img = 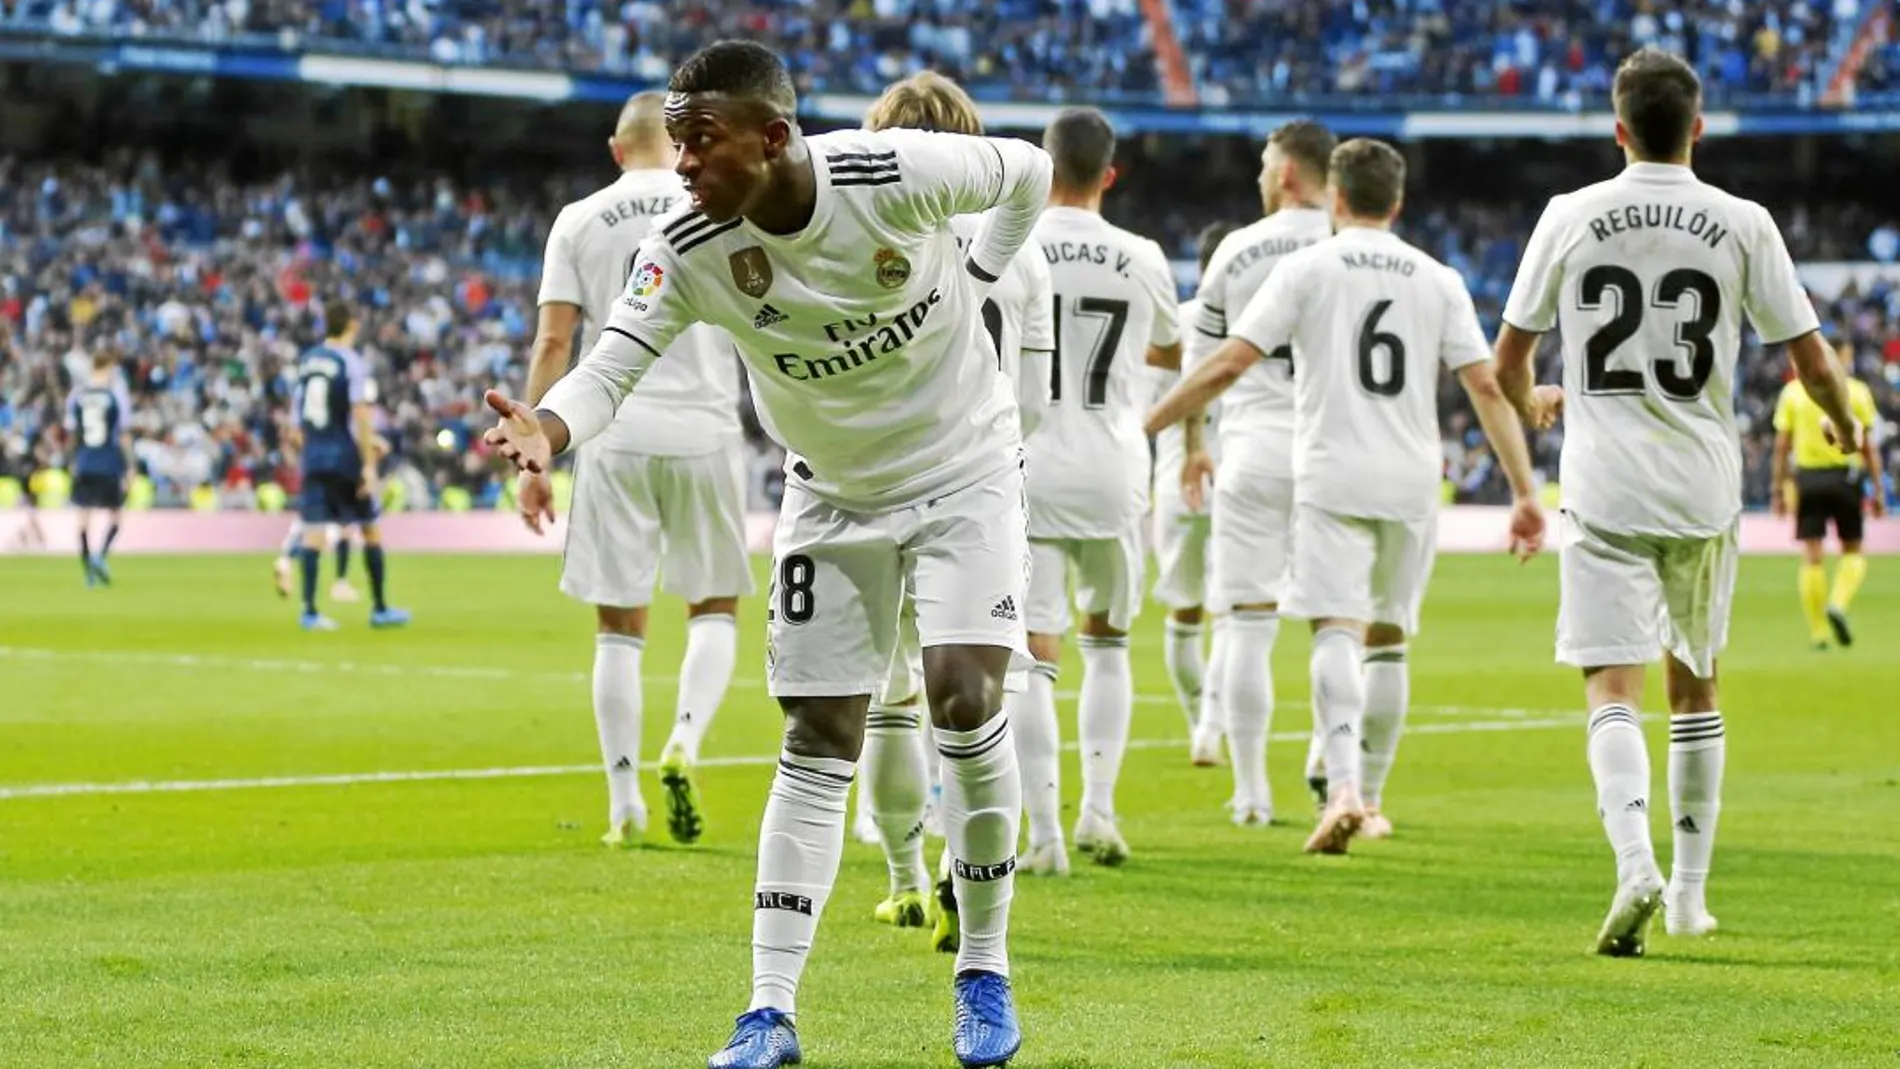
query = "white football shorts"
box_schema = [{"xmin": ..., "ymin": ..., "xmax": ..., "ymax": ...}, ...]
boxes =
[
  {"xmin": 1025, "ymin": 527, "xmax": 1145, "ymax": 636},
  {"xmin": 1281, "ymin": 502, "xmax": 1438, "ymax": 635},
  {"xmin": 560, "ymin": 443, "xmax": 756, "ymax": 608},
  {"xmin": 1151, "ymin": 484, "xmax": 1214, "ymax": 612},
  {"xmin": 1209, "ymin": 459, "xmax": 1294, "ymax": 610},
  {"xmin": 1555, "ymin": 511, "xmax": 1738, "ymax": 679},
  {"xmin": 766, "ymin": 464, "xmax": 1031, "ymax": 698}
]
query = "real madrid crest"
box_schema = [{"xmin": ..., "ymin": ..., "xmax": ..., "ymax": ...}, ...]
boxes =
[
  {"xmin": 874, "ymin": 247, "xmax": 911, "ymax": 290},
  {"xmin": 730, "ymin": 246, "xmax": 773, "ymax": 299}
]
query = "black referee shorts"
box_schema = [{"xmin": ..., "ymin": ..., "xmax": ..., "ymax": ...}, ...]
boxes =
[{"xmin": 1794, "ymin": 467, "xmax": 1865, "ymax": 544}]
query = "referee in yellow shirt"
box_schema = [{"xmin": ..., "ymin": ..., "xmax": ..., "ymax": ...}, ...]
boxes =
[{"xmin": 1771, "ymin": 340, "xmax": 1886, "ymax": 648}]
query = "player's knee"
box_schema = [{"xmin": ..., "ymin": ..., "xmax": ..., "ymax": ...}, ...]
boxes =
[
  {"xmin": 780, "ymin": 696, "xmax": 867, "ymax": 761},
  {"xmin": 1078, "ymin": 614, "xmax": 1125, "ymax": 639},
  {"xmin": 359, "ymin": 526, "xmax": 382, "ymax": 546},
  {"xmin": 1366, "ymin": 622, "xmax": 1407, "ymax": 649},
  {"xmin": 1171, "ymin": 606, "xmax": 1204, "ymax": 626},
  {"xmin": 1801, "ymin": 540, "xmax": 1825, "ymax": 565},
  {"xmin": 595, "ymin": 605, "xmax": 646, "ymax": 638},
  {"xmin": 1583, "ymin": 664, "xmax": 1646, "ymax": 708},
  {"xmin": 927, "ymin": 671, "xmax": 1002, "ymax": 732},
  {"xmin": 1026, "ymin": 632, "xmax": 1062, "ymax": 664},
  {"xmin": 688, "ymin": 596, "xmax": 739, "ymax": 618},
  {"xmin": 1664, "ymin": 660, "xmax": 1718, "ymax": 715}
]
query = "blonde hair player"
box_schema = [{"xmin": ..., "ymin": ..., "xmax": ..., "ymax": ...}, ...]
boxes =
[{"xmin": 854, "ymin": 71, "xmax": 1056, "ymax": 942}]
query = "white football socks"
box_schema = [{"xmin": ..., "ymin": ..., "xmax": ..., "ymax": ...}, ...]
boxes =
[
  {"xmin": 1007, "ymin": 660, "xmax": 1063, "ymax": 848},
  {"xmin": 1360, "ymin": 645, "xmax": 1410, "ymax": 808},
  {"xmin": 1668, "ymin": 711, "xmax": 1725, "ymax": 900},
  {"xmin": 938, "ymin": 715, "xmax": 1021, "ymax": 977},
  {"xmin": 1200, "ymin": 616, "xmax": 1230, "ymax": 738},
  {"xmin": 1223, "ymin": 610, "xmax": 1280, "ymax": 809},
  {"xmin": 1310, "ymin": 627, "xmax": 1366, "ymax": 798},
  {"xmin": 1076, "ymin": 634, "xmax": 1132, "ymax": 819},
  {"xmin": 592, "ymin": 633, "xmax": 644, "ymax": 825},
  {"xmin": 863, "ymin": 702, "xmax": 930, "ymax": 894},
  {"xmin": 750, "ymin": 751, "xmax": 855, "ymax": 1014},
  {"xmin": 665, "ymin": 612, "xmax": 737, "ymax": 763},
  {"xmin": 1163, "ymin": 617, "xmax": 1206, "ymax": 733},
  {"xmin": 1586, "ymin": 703, "xmax": 1657, "ymax": 883}
]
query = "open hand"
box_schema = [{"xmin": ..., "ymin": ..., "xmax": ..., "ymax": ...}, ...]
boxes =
[{"xmin": 483, "ymin": 390, "xmax": 553, "ymax": 475}]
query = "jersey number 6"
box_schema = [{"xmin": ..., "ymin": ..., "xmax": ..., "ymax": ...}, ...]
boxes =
[{"xmin": 1357, "ymin": 299, "xmax": 1405, "ymax": 397}]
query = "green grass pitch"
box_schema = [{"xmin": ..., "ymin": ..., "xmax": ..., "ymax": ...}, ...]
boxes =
[{"xmin": 1, "ymin": 552, "xmax": 1897, "ymax": 1067}]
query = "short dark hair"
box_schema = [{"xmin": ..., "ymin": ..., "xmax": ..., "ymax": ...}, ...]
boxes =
[
  {"xmin": 1268, "ymin": 120, "xmax": 1336, "ymax": 184},
  {"xmin": 322, "ymin": 299, "xmax": 354, "ymax": 338},
  {"xmin": 1043, "ymin": 107, "xmax": 1116, "ymax": 190},
  {"xmin": 1330, "ymin": 138, "xmax": 1407, "ymax": 218},
  {"xmin": 670, "ymin": 40, "xmax": 797, "ymax": 115},
  {"xmin": 1195, "ymin": 221, "xmax": 1239, "ymax": 277},
  {"xmin": 1614, "ymin": 48, "xmax": 1701, "ymax": 160}
]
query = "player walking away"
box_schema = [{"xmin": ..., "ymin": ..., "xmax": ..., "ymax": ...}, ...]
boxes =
[
  {"xmin": 482, "ymin": 42, "xmax": 1049, "ymax": 1069},
  {"xmin": 1151, "ymin": 138, "xmax": 1545, "ymax": 856},
  {"xmin": 1153, "ymin": 219, "xmax": 1238, "ymax": 768},
  {"xmin": 1162, "ymin": 121, "xmax": 1337, "ymax": 826},
  {"xmin": 274, "ymin": 521, "xmax": 363, "ymax": 604},
  {"xmin": 1771, "ymin": 338, "xmax": 1884, "ymax": 649},
  {"xmin": 1492, "ymin": 49, "xmax": 1864, "ymax": 956},
  {"xmin": 1023, "ymin": 107, "xmax": 1181, "ymax": 871},
  {"xmin": 290, "ymin": 300, "xmax": 409, "ymax": 632},
  {"xmin": 518, "ymin": 91, "xmax": 755, "ymax": 850},
  {"xmin": 853, "ymin": 72, "xmax": 1056, "ymax": 931},
  {"xmin": 64, "ymin": 350, "xmax": 132, "ymax": 587}
]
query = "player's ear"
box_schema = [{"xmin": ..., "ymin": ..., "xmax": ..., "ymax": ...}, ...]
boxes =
[
  {"xmin": 609, "ymin": 138, "xmax": 624, "ymax": 169},
  {"xmin": 1100, "ymin": 165, "xmax": 1118, "ymax": 193},
  {"xmin": 1690, "ymin": 114, "xmax": 1705, "ymax": 145},
  {"xmin": 1387, "ymin": 194, "xmax": 1404, "ymax": 224},
  {"xmin": 1612, "ymin": 120, "xmax": 1629, "ymax": 151},
  {"xmin": 761, "ymin": 116, "xmax": 795, "ymax": 160}
]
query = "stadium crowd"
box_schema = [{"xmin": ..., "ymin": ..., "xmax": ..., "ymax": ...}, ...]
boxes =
[
  {"xmin": 1, "ymin": 0, "xmax": 1885, "ymax": 105},
  {"xmin": 2, "ymin": 150, "xmax": 1896, "ymax": 513}
]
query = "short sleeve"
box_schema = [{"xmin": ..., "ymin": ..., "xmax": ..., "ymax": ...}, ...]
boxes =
[
  {"xmin": 1143, "ymin": 242, "xmax": 1181, "ymax": 348},
  {"xmin": 599, "ymin": 236, "xmax": 695, "ymax": 360},
  {"xmin": 537, "ymin": 205, "xmax": 586, "ymax": 308},
  {"xmin": 1743, "ymin": 204, "xmax": 1821, "ymax": 345},
  {"xmin": 1229, "ymin": 252, "xmax": 1305, "ymax": 357},
  {"xmin": 1018, "ymin": 249, "xmax": 1055, "ymax": 353},
  {"xmin": 1439, "ymin": 268, "xmax": 1492, "ymax": 371},
  {"xmin": 1772, "ymin": 384, "xmax": 1797, "ymax": 432},
  {"xmin": 1501, "ymin": 196, "xmax": 1570, "ymax": 333},
  {"xmin": 1192, "ymin": 238, "xmax": 1233, "ymax": 339},
  {"xmin": 1851, "ymin": 382, "xmax": 1878, "ymax": 428}
]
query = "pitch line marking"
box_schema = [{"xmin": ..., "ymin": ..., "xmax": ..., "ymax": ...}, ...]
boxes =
[
  {"xmin": 0, "ymin": 716, "xmax": 1583, "ymax": 800},
  {"xmin": 0, "ymin": 646, "xmax": 1570, "ymax": 718}
]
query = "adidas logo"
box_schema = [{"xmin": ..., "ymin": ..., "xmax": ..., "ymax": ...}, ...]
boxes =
[
  {"xmin": 612, "ymin": 756, "xmax": 634, "ymax": 770},
  {"xmin": 1676, "ymin": 815, "xmax": 1699, "ymax": 833},
  {"xmin": 991, "ymin": 595, "xmax": 1017, "ymax": 620},
  {"xmin": 753, "ymin": 303, "xmax": 788, "ymax": 330},
  {"xmin": 1624, "ymin": 798, "xmax": 1648, "ymax": 812}
]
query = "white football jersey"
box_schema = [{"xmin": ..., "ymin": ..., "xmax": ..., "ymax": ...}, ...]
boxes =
[
  {"xmin": 1155, "ymin": 296, "xmax": 1219, "ymax": 499},
  {"xmin": 1193, "ymin": 207, "xmax": 1332, "ymax": 469},
  {"xmin": 1503, "ymin": 162, "xmax": 1819, "ymax": 537},
  {"xmin": 950, "ymin": 212, "xmax": 1055, "ymax": 433},
  {"xmin": 1234, "ymin": 226, "xmax": 1489, "ymax": 521},
  {"xmin": 538, "ymin": 169, "xmax": 742, "ymax": 456},
  {"xmin": 540, "ymin": 129, "xmax": 1054, "ymax": 512},
  {"xmin": 1026, "ymin": 206, "xmax": 1181, "ymax": 538}
]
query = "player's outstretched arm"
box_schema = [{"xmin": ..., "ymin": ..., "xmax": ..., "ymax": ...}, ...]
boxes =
[
  {"xmin": 1457, "ymin": 361, "xmax": 1545, "ymax": 561},
  {"xmin": 1787, "ymin": 331, "xmax": 1864, "ymax": 454},
  {"xmin": 1145, "ymin": 337, "xmax": 1261, "ymax": 438},
  {"xmin": 963, "ymin": 139, "xmax": 1054, "ymax": 285}
]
